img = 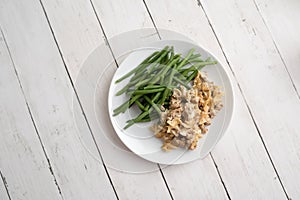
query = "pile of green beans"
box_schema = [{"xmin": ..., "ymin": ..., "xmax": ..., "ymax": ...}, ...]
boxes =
[{"xmin": 113, "ymin": 46, "xmax": 217, "ymax": 129}]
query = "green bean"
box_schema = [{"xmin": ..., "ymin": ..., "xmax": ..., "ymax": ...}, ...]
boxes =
[
  {"xmin": 152, "ymin": 92, "xmax": 162, "ymax": 103},
  {"xmin": 144, "ymin": 96, "xmax": 161, "ymax": 114},
  {"xmin": 168, "ymin": 65, "xmax": 177, "ymax": 84},
  {"xmin": 143, "ymin": 85, "xmax": 165, "ymax": 90},
  {"xmin": 136, "ymin": 72, "xmax": 156, "ymax": 84},
  {"xmin": 161, "ymin": 53, "xmax": 169, "ymax": 64},
  {"xmin": 115, "ymin": 51, "xmax": 160, "ymax": 83},
  {"xmin": 126, "ymin": 90, "xmax": 135, "ymax": 96},
  {"xmin": 187, "ymin": 70, "xmax": 198, "ymax": 82},
  {"xmin": 133, "ymin": 88, "xmax": 165, "ymax": 95},
  {"xmin": 195, "ymin": 61, "xmax": 217, "ymax": 70},
  {"xmin": 147, "ymin": 48, "xmax": 170, "ymax": 69},
  {"xmin": 135, "ymin": 99, "xmax": 147, "ymax": 111},
  {"xmin": 130, "ymin": 68, "xmax": 147, "ymax": 82},
  {"xmin": 129, "ymin": 95, "xmax": 143, "ymax": 106},
  {"xmin": 174, "ymin": 77, "xmax": 191, "ymax": 89},
  {"xmin": 176, "ymin": 48, "xmax": 195, "ymax": 70},
  {"xmin": 118, "ymin": 46, "xmax": 170, "ymax": 84},
  {"xmin": 126, "ymin": 117, "xmax": 152, "ymax": 125},
  {"xmin": 149, "ymin": 63, "xmax": 165, "ymax": 75},
  {"xmin": 115, "ymin": 85, "xmax": 130, "ymax": 96},
  {"xmin": 189, "ymin": 53, "xmax": 201, "ymax": 60},
  {"xmin": 116, "ymin": 72, "xmax": 148, "ymax": 96},
  {"xmin": 113, "ymin": 94, "xmax": 142, "ymax": 115},
  {"xmin": 131, "ymin": 53, "xmax": 165, "ymax": 80},
  {"xmin": 128, "ymin": 50, "xmax": 169, "ymax": 83},
  {"xmin": 143, "ymin": 92, "xmax": 162, "ymax": 111},
  {"xmin": 171, "ymin": 50, "xmax": 196, "ymax": 74},
  {"xmin": 150, "ymin": 56, "xmax": 181, "ymax": 84},
  {"xmin": 159, "ymin": 88, "xmax": 170, "ymax": 105},
  {"xmin": 169, "ymin": 46, "xmax": 174, "ymax": 61},
  {"xmin": 134, "ymin": 77, "xmax": 153, "ymax": 88},
  {"xmin": 182, "ymin": 61, "xmax": 217, "ymax": 76},
  {"xmin": 124, "ymin": 108, "xmax": 153, "ymax": 129},
  {"xmin": 124, "ymin": 121, "xmax": 135, "ymax": 129},
  {"xmin": 161, "ymin": 64, "xmax": 178, "ymax": 104},
  {"xmin": 138, "ymin": 118, "xmax": 151, "ymax": 123},
  {"xmin": 113, "ymin": 100, "xmax": 130, "ymax": 116},
  {"xmin": 141, "ymin": 48, "xmax": 168, "ymax": 66},
  {"xmin": 188, "ymin": 58, "xmax": 204, "ymax": 63}
]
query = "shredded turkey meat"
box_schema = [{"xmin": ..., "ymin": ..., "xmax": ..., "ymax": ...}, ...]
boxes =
[{"xmin": 152, "ymin": 71, "xmax": 223, "ymax": 151}]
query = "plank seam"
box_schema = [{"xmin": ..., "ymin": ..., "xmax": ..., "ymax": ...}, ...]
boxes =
[
  {"xmin": 142, "ymin": 0, "xmax": 161, "ymax": 39},
  {"xmin": 37, "ymin": 1, "xmax": 119, "ymax": 199},
  {"xmin": 89, "ymin": 0, "xmax": 119, "ymax": 68},
  {"xmin": 252, "ymin": 0, "xmax": 300, "ymax": 100},
  {"xmin": 142, "ymin": 0, "xmax": 231, "ymax": 198},
  {"xmin": 88, "ymin": 1, "xmax": 174, "ymax": 199},
  {"xmin": 141, "ymin": 2, "xmax": 183, "ymax": 198},
  {"xmin": 158, "ymin": 165, "xmax": 174, "ymax": 200},
  {"xmin": 196, "ymin": 1, "xmax": 290, "ymax": 199},
  {"xmin": 0, "ymin": 28, "xmax": 64, "ymax": 200},
  {"xmin": 210, "ymin": 154, "xmax": 231, "ymax": 200},
  {"xmin": 0, "ymin": 170, "xmax": 11, "ymax": 200},
  {"xmin": 242, "ymin": 93, "xmax": 290, "ymax": 199},
  {"xmin": 142, "ymin": 1, "xmax": 230, "ymax": 198}
]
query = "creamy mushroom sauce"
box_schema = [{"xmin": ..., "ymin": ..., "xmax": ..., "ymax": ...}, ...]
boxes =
[{"xmin": 152, "ymin": 72, "xmax": 223, "ymax": 151}]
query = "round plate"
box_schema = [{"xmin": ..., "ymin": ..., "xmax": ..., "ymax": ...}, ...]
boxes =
[{"xmin": 108, "ymin": 40, "xmax": 234, "ymax": 165}]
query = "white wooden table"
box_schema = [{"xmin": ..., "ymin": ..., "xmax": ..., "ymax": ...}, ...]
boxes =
[{"xmin": 0, "ymin": 0, "xmax": 299, "ymax": 199}]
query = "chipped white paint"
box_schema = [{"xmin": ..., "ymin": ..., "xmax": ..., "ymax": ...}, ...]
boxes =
[
  {"xmin": 0, "ymin": 0, "xmax": 299, "ymax": 199},
  {"xmin": 161, "ymin": 157, "xmax": 228, "ymax": 199},
  {"xmin": 91, "ymin": 0, "xmax": 154, "ymax": 37},
  {"xmin": 91, "ymin": 0, "xmax": 230, "ymax": 199},
  {"xmin": 38, "ymin": 0, "xmax": 171, "ymax": 199},
  {"xmin": 145, "ymin": 0, "xmax": 287, "ymax": 199},
  {"xmin": 0, "ymin": 0, "xmax": 116, "ymax": 199},
  {"xmin": 0, "ymin": 31, "xmax": 62, "ymax": 200},
  {"xmin": 254, "ymin": 0, "xmax": 300, "ymax": 94},
  {"xmin": 201, "ymin": 0, "xmax": 300, "ymax": 198}
]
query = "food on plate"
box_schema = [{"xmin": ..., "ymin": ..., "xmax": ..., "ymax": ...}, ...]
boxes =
[
  {"xmin": 113, "ymin": 45, "xmax": 223, "ymax": 151},
  {"xmin": 151, "ymin": 72, "xmax": 223, "ymax": 151},
  {"xmin": 113, "ymin": 46, "xmax": 217, "ymax": 126}
]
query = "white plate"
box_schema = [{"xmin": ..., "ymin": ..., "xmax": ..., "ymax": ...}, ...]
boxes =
[{"xmin": 108, "ymin": 40, "xmax": 234, "ymax": 165}]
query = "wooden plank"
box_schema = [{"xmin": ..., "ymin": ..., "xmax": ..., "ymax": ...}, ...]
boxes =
[
  {"xmin": 91, "ymin": 0, "xmax": 154, "ymax": 37},
  {"xmin": 91, "ymin": 0, "xmax": 228, "ymax": 199},
  {"xmin": 42, "ymin": 0, "xmax": 103, "ymax": 80},
  {"xmin": 0, "ymin": 171, "xmax": 10, "ymax": 200},
  {"xmin": 0, "ymin": 1, "xmax": 117, "ymax": 199},
  {"xmin": 0, "ymin": 31, "xmax": 61, "ymax": 200},
  {"xmin": 199, "ymin": 0, "xmax": 300, "ymax": 198},
  {"xmin": 38, "ymin": 0, "xmax": 171, "ymax": 199},
  {"xmin": 160, "ymin": 157, "xmax": 228, "ymax": 199},
  {"xmin": 254, "ymin": 0, "xmax": 300, "ymax": 96},
  {"xmin": 144, "ymin": 0, "xmax": 287, "ymax": 199}
]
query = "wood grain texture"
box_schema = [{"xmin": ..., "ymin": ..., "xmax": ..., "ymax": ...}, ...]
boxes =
[
  {"xmin": 91, "ymin": 0, "xmax": 153, "ymax": 37},
  {"xmin": 145, "ymin": 0, "xmax": 287, "ymax": 199},
  {"xmin": 254, "ymin": 0, "xmax": 300, "ymax": 96},
  {"xmin": 0, "ymin": 171, "xmax": 10, "ymax": 200},
  {"xmin": 161, "ymin": 157, "xmax": 228, "ymax": 199},
  {"xmin": 201, "ymin": 0, "xmax": 300, "ymax": 198},
  {"xmin": 91, "ymin": 0, "xmax": 231, "ymax": 199},
  {"xmin": 0, "ymin": 0, "xmax": 298, "ymax": 199},
  {"xmin": 0, "ymin": 31, "xmax": 62, "ymax": 200},
  {"xmin": 39, "ymin": 0, "xmax": 171, "ymax": 199},
  {"xmin": 41, "ymin": 0, "xmax": 103, "ymax": 80},
  {"xmin": 0, "ymin": 0, "xmax": 116, "ymax": 199}
]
